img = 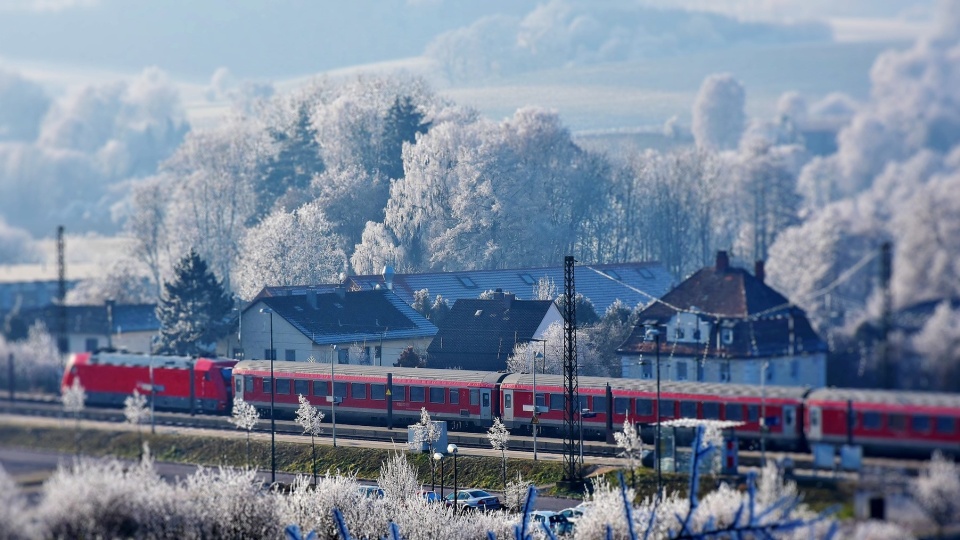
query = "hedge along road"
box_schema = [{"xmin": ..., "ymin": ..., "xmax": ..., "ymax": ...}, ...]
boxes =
[{"xmin": 0, "ymin": 413, "xmax": 610, "ymax": 511}]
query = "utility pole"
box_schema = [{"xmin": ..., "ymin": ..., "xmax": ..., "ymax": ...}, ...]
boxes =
[
  {"xmin": 879, "ymin": 242, "xmax": 892, "ymax": 389},
  {"xmin": 56, "ymin": 226, "xmax": 67, "ymax": 358},
  {"xmin": 560, "ymin": 256, "xmax": 582, "ymax": 491}
]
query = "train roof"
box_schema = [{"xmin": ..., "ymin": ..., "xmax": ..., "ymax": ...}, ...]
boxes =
[
  {"xmin": 234, "ymin": 360, "xmax": 507, "ymax": 385},
  {"xmin": 77, "ymin": 352, "xmax": 232, "ymax": 370},
  {"xmin": 807, "ymin": 387, "xmax": 960, "ymax": 409},
  {"xmin": 501, "ymin": 372, "xmax": 810, "ymax": 401}
]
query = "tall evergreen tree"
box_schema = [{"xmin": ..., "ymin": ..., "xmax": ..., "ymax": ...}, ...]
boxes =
[
  {"xmin": 379, "ymin": 95, "xmax": 430, "ymax": 180},
  {"xmin": 154, "ymin": 250, "xmax": 234, "ymax": 356}
]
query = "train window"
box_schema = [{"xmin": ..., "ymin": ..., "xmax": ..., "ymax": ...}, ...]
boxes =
[
  {"xmin": 593, "ymin": 396, "xmax": 607, "ymax": 413},
  {"xmin": 747, "ymin": 405, "xmax": 759, "ymax": 422},
  {"xmin": 277, "ymin": 379, "xmax": 291, "ymax": 394},
  {"xmin": 912, "ymin": 415, "xmax": 931, "ymax": 432},
  {"xmin": 504, "ymin": 394, "xmax": 512, "ymax": 409},
  {"xmin": 244, "ymin": 376, "xmax": 254, "ymax": 392},
  {"xmin": 889, "ymin": 414, "xmax": 906, "ymax": 431},
  {"xmin": 680, "ymin": 401, "xmax": 698, "ymax": 418},
  {"xmin": 536, "ymin": 393, "xmax": 547, "ymax": 408},
  {"xmin": 469, "ymin": 389, "xmax": 479, "ymax": 406},
  {"xmin": 449, "ymin": 389, "xmax": 459, "ymax": 404},
  {"xmin": 429, "ymin": 388, "xmax": 445, "ymax": 403},
  {"xmin": 294, "ymin": 380, "xmax": 309, "ymax": 396},
  {"xmin": 392, "ymin": 386, "xmax": 406, "ymax": 401},
  {"xmin": 863, "ymin": 412, "xmax": 881, "ymax": 430},
  {"xmin": 263, "ymin": 378, "xmax": 273, "ymax": 394},
  {"xmin": 235, "ymin": 378, "xmax": 242, "ymax": 394},
  {"xmin": 725, "ymin": 404, "xmax": 743, "ymax": 421},
  {"xmin": 935, "ymin": 416, "xmax": 956, "ymax": 434},
  {"xmin": 614, "ymin": 397, "xmax": 629, "ymax": 414},
  {"xmin": 351, "ymin": 384, "xmax": 366, "ymax": 400},
  {"xmin": 703, "ymin": 402, "xmax": 720, "ymax": 419},
  {"xmin": 410, "ymin": 386, "xmax": 425, "ymax": 402},
  {"xmin": 659, "ymin": 400, "xmax": 676, "ymax": 418},
  {"xmin": 313, "ymin": 380, "xmax": 328, "ymax": 396},
  {"xmin": 370, "ymin": 384, "xmax": 385, "ymax": 400},
  {"xmin": 333, "ymin": 382, "xmax": 347, "ymax": 398},
  {"xmin": 550, "ymin": 393, "xmax": 564, "ymax": 411},
  {"xmin": 636, "ymin": 399, "xmax": 653, "ymax": 416}
]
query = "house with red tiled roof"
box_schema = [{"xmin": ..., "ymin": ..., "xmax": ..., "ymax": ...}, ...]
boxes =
[
  {"xmin": 426, "ymin": 290, "xmax": 562, "ymax": 371},
  {"xmin": 617, "ymin": 252, "xmax": 828, "ymax": 388}
]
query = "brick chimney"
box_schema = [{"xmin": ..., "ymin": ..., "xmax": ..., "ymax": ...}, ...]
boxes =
[
  {"xmin": 754, "ymin": 260, "xmax": 765, "ymax": 283},
  {"xmin": 715, "ymin": 251, "xmax": 729, "ymax": 273}
]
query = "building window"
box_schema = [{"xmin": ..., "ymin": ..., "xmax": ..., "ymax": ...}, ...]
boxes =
[
  {"xmin": 641, "ymin": 362, "xmax": 652, "ymax": 379},
  {"xmin": 790, "ymin": 360, "xmax": 799, "ymax": 380},
  {"xmin": 85, "ymin": 338, "xmax": 98, "ymax": 352},
  {"xmin": 351, "ymin": 384, "xmax": 366, "ymax": 400},
  {"xmin": 276, "ymin": 379, "xmax": 290, "ymax": 394},
  {"xmin": 766, "ymin": 363, "xmax": 775, "ymax": 382},
  {"xmin": 720, "ymin": 363, "xmax": 730, "ymax": 382},
  {"xmin": 264, "ymin": 348, "xmax": 276, "ymax": 361},
  {"xmin": 294, "ymin": 380, "xmax": 309, "ymax": 396},
  {"xmin": 697, "ymin": 361, "xmax": 704, "ymax": 382},
  {"xmin": 721, "ymin": 328, "xmax": 734, "ymax": 345},
  {"xmin": 429, "ymin": 387, "xmax": 445, "ymax": 403},
  {"xmin": 338, "ymin": 348, "xmax": 349, "ymax": 364},
  {"xmin": 693, "ymin": 328, "xmax": 701, "ymax": 341},
  {"xmin": 518, "ymin": 273, "xmax": 535, "ymax": 285},
  {"xmin": 675, "ymin": 327, "xmax": 685, "ymax": 340},
  {"xmin": 449, "ymin": 389, "xmax": 459, "ymax": 404},
  {"xmin": 375, "ymin": 346, "xmax": 382, "ymax": 360},
  {"xmin": 676, "ymin": 362, "xmax": 688, "ymax": 381},
  {"xmin": 410, "ymin": 386, "xmax": 425, "ymax": 402},
  {"xmin": 285, "ymin": 349, "xmax": 296, "ymax": 361},
  {"xmin": 371, "ymin": 384, "xmax": 385, "ymax": 400},
  {"xmin": 457, "ymin": 275, "xmax": 477, "ymax": 288},
  {"xmin": 233, "ymin": 348, "xmax": 245, "ymax": 360}
]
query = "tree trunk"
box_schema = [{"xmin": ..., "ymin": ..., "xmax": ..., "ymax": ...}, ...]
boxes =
[
  {"xmin": 502, "ymin": 452, "xmax": 507, "ymax": 491},
  {"xmin": 246, "ymin": 431, "xmax": 251, "ymax": 469},
  {"xmin": 311, "ymin": 434, "xmax": 317, "ymax": 486}
]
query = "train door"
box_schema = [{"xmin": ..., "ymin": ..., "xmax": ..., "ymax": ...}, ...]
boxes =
[
  {"xmin": 808, "ymin": 406, "xmax": 822, "ymax": 439},
  {"xmin": 480, "ymin": 389, "xmax": 492, "ymax": 421},
  {"xmin": 502, "ymin": 390, "xmax": 514, "ymax": 422},
  {"xmin": 783, "ymin": 405, "xmax": 797, "ymax": 437}
]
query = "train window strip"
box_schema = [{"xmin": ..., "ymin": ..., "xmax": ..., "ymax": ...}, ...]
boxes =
[
  {"xmin": 747, "ymin": 405, "xmax": 759, "ymax": 422},
  {"xmin": 888, "ymin": 414, "xmax": 906, "ymax": 432},
  {"xmin": 470, "ymin": 389, "xmax": 480, "ymax": 406},
  {"xmin": 863, "ymin": 412, "xmax": 882, "ymax": 430},
  {"xmin": 370, "ymin": 384, "xmax": 385, "ymax": 400},
  {"xmin": 935, "ymin": 416, "xmax": 955, "ymax": 434},
  {"xmin": 680, "ymin": 401, "xmax": 697, "ymax": 418},
  {"xmin": 333, "ymin": 382, "xmax": 347, "ymax": 398},
  {"xmin": 536, "ymin": 393, "xmax": 547, "ymax": 408},
  {"xmin": 449, "ymin": 389, "xmax": 459, "ymax": 404},
  {"xmin": 725, "ymin": 404, "xmax": 743, "ymax": 421},
  {"xmin": 659, "ymin": 400, "xmax": 676, "ymax": 418},
  {"xmin": 703, "ymin": 402, "xmax": 721, "ymax": 420},
  {"xmin": 636, "ymin": 399, "xmax": 653, "ymax": 416},
  {"xmin": 294, "ymin": 380, "xmax": 309, "ymax": 397},
  {"xmin": 550, "ymin": 393, "xmax": 564, "ymax": 411},
  {"xmin": 614, "ymin": 397, "xmax": 629, "ymax": 415},
  {"xmin": 429, "ymin": 387, "xmax": 445, "ymax": 404},
  {"xmin": 313, "ymin": 380, "xmax": 327, "ymax": 396},
  {"xmin": 244, "ymin": 376, "xmax": 254, "ymax": 392},
  {"xmin": 410, "ymin": 386, "xmax": 425, "ymax": 402},
  {"xmin": 235, "ymin": 378, "xmax": 242, "ymax": 394},
  {"xmin": 393, "ymin": 385, "xmax": 406, "ymax": 401},
  {"xmin": 351, "ymin": 383, "xmax": 366, "ymax": 400},
  {"xmin": 263, "ymin": 378, "xmax": 273, "ymax": 394},
  {"xmin": 593, "ymin": 396, "xmax": 607, "ymax": 413},
  {"xmin": 276, "ymin": 379, "xmax": 291, "ymax": 395},
  {"xmin": 912, "ymin": 415, "xmax": 931, "ymax": 433}
]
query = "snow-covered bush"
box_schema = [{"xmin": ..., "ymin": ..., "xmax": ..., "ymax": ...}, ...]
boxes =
[{"xmin": 0, "ymin": 465, "xmax": 32, "ymax": 540}]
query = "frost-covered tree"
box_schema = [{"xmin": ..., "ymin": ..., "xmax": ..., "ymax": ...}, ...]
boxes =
[
  {"xmin": 692, "ymin": 73, "xmax": 746, "ymax": 151},
  {"xmin": 378, "ymin": 452, "xmax": 421, "ymax": 503},
  {"xmin": 911, "ymin": 450, "xmax": 960, "ymax": 536},
  {"xmin": 229, "ymin": 396, "xmax": 260, "ymax": 468},
  {"xmin": 614, "ymin": 416, "xmax": 643, "ymax": 489},
  {"xmin": 123, "ymin": 389, "xmax": 150, "ymax": 457},
  {"xmin": 154, "ymin": 249, "xmax": 234, "ymax": 356},
  {"xmin": 295, "ymin": 394, "xmax": 325, "ymax": 485},
  {"xmin": 582, "ymin": 299, "xmax": 637, "ymax": 378},
  {"xmin": 123, "ymin": 174, "xmax": 172, "ymax": 298},
  {"xmin": 911, "ymin": 300, "xmax": 960, "ymax": 392},
  {"xmin": 233, "ymin": 201, "xmax": 347, "ymax": 300},
  {"xmin": 503, "ymin": 472, "xmax": 533, "ymax": 513},
  {"xmin": 0, "ymin": 322, "xmax": 62, "ymax": 393},
  {"xmin": 487, "ymin": 417, "xmax": 510, "ymax": 490},
  {"xmin": 62, "ymin": 378, "xmax": 86, "ymax": 455},
  {"xmin": 0, "ymin": 464, "xmax": 31, "ymax": 539},
  {"xmin": 65, "ymin": 258, "xmax": 154, "ymax": 305},
  {"xmin": 409, "ymin": 407, "xmax": 441, "ymax": 456}
]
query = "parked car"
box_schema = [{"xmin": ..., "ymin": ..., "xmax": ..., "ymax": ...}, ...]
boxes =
[
  {"xmin": 530, "ymin": 510, "xmax": 574, "ymax": 535},
  {"xmin": 359, "ymin": 486, "xmax": 385, "ymax": 499},
  {"xmin": 420, "ymin": 490, "xmax": 442, "ymax": 503},
  {"xmin": 444, "ymin": 489, "xmax": 502, "ymax": 511},
  {"xmin": 558, "ymin": 506, "xmax": 584, "ymax": 525}
]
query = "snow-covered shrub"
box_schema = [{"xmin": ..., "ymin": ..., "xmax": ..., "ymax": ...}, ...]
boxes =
[{"xmin": 0, "ymin": 464, "xmax": 33, "ymax": 540}]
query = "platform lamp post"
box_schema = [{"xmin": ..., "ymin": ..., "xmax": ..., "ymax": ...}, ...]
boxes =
[
  {"xmin": 529, "ymin": 338, "xmax": 546, "ymax": 461},
  {"xmin": 447, "ymin": 443, "xmax": 459, "ymax": 515},
  {"xmin": 329, "ymin": 344, "xmax": 338, "ymax": 447},
  {"xmin": 433, "ymin": 452, "xmax": 445, "ymax": 499},
  {"xmin": 644, "ymin": 325, "xmax": 662, "ymax": 502},
  {"xmin": 259, "ymin": 307, "xmax": 276, "ymax": 485}
]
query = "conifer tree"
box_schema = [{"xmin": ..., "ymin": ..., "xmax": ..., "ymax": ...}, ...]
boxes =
[{"xmin": 154, "ymin": 249, "xmax": 233, "ymax": 356}]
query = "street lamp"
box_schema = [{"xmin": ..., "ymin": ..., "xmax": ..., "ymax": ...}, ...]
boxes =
[
  {"xmin": 645, "ymin": 326, "xmax": 662, "ymax": 502},
  {"xmin": 529, "ymin": 338, "xmax": 546, "ymax": 461},
  {"xmin": 433, "ymin": 452, "xmax": 445, "ymax": 499},
  {"xmin": 260, "ymin": 307, "xmax": 276, "ymax": 485},
  {"xmin": 328, "ymin": 344, "xmax": 338, "ymax": 447},
  {"xmin": 578, "ymin": 407, "xmax": 592, "ymax": 465},
  {"xmin": 760, "ymin": 359, "xmax": 769, "ymax": 467},
  {"xmin": 447, "ymin": 443, "xmax": 459, "ymax": 514}
]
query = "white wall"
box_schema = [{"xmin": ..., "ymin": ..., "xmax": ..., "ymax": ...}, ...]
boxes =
[{"xmin": 620, "ymin": 352, "xmax": 827, "ymax": 388}]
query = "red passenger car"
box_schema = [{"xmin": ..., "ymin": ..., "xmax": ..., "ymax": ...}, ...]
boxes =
[
  {"xmin": 805, "ymin": 388, "xmax": 960, "ymax": 457},
  {"xmin": 231, "ymin": 360, "xmax": 506, "ymax": 428},
  {"xmin": 501, "ymin": 373, "xmax": 809, "ymax": 449},
  {"xmin": 61, "ymin": 352, "xmax": 236, "ymax": 413}
]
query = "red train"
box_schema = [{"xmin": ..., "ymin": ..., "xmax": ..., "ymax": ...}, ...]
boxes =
[
  {"xmin": 231, "ymin": 360, "xmax": 960, "ymax": 457},
  {"xmin": 61, "ymin": 352, "xmax": 237, "ymax": 414},
  {"xmin": 62, "ymin": 353, "xmax": 960, "ymax": 457}
]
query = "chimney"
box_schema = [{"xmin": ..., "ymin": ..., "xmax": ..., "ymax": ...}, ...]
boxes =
[
  {"xmin": 754, "ymin": 260, "xmax": 765, "ymax": 283},
  {"xmin": 306, "ymin": 290, "xmax": 318, "ymax": 309},
  {"xmin": 335, "ymin": 285, "xmax": 346, "ymax": 300},
  {"xmin": 715, "ymin": 251, "xmax": 729, "ymax": 273},
  {"xmin": 382, "ymin": 265, "xmax": 395, "ymax": 290},
  {"xmin": 503, "ymin": 292, "xmax": 514, "ymax": 309},
  {"xmin": 493, "ymin": 288, "xmax": 504, "ymax": 300}
]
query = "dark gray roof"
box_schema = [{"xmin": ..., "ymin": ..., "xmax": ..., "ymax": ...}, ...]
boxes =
[
  {"xmin": 259, "ymin": 261, "xmax": 674, "ymax": 315},
  {"xmin": 18, "ymin": 303, "xmax": 158, "ymax": 334},
  {"xmin": 250, "ymin": 289, "xmax": 437, "ymax": 345}
]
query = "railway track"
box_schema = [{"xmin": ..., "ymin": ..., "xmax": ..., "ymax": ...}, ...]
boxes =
[{"xmin": 0, "ymin": 395, "xmax": 925, "ymax": 475}]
